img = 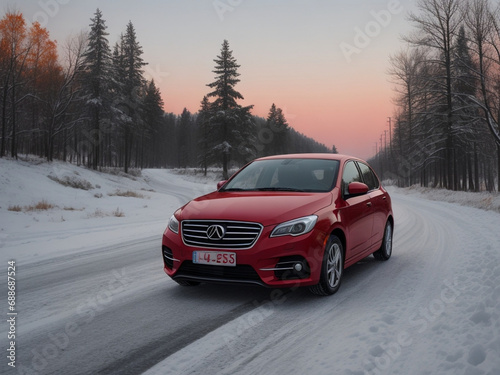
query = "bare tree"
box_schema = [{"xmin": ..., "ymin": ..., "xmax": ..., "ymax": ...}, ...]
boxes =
[
  {"xmin": 388, "ymin": 47, "xmax": 430, "ymax": 185},
  {"xmin": 405, "ymin": 0, "xmax": 464, "ymax": 189},
  {"xmin": 42, "ymin": 32, "xmax": 87, "ymax": 161},
  {"xmin": 463, "ymin": 0, "xmax": 500, "ymax": 190},
  {"xmin": 0, "ymin": 11, "xmax": 32, "ymax": 158}
]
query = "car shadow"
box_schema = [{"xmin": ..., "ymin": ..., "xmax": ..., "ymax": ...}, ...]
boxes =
[
  {"xmin": 166, "ymin": 281, "xmax": 275, "ymax": 303},
  {"xmin": 165, "ymin": 254, "xmax": 389, "ymax": 305}
]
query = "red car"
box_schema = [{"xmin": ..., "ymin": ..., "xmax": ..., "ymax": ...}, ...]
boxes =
[{"xmin": 162, "ymin": 153, "xmax": 393, "ymax": 296}]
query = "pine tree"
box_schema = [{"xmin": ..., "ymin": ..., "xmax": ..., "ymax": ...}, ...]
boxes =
[
  {"xmin": 264, "ymin": 103, "xmax": 289, "ymax": 155},
  {"xmin": 207, "ymin": 40, "xmax": 243, "ymax": 110},
  {"xmin": 113, "ymin": 21, "xmax": 147, "ymax": 173},
  {"xmin": 206, "ymin": 40, "xmax": 254, "ymax": 179},
  {"xmin": 81, "ymin": 9, "xmax": 112, "ymax": 169},
  {"xmin": 453, "ymin": 26, "xmax": 479, "ymax": 191},
  {"xmin": 142, "ymin": 79, "xmax": 164, "ymax": 167},
  {"xmin": 177, "ymin": 108, "xmax": 192, "ymax": 168},
  {"xmin": 453, "ymin": 27, "xmax": 476, "ymax": 99},
  {"xmin": 197, "ymin": 96, "xmax": 211, "ymax": 175},
  {"xmin": 122, "ymin": 22, "xmax": 146, "ymax": 97}
]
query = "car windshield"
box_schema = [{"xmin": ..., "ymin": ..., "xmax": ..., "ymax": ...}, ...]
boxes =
[{"xmin": 221, "ymin": 158, "xmax": 340, "ymax": 193}]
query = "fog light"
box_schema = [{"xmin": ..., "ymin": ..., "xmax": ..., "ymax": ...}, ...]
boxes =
[{"xmin": 294, "ymin": 263, "xmax": 303, "ymax": 272}]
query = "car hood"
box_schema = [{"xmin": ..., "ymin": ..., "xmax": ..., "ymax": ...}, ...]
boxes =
[{"xmin": 178, "ymin": 191, "xmax": 333, "ymax": 227}]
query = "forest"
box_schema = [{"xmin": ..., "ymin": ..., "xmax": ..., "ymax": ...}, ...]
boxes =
[
  {"xmin": 0, "ymin": 9, "xmax": 330, "ymax": 177},
  {"xmin": 3, "ymin": 1, "xmax": 499, "ymax": 192},
  {"xmin": 371, "ymin": 0, "xmax": 500, "ymax": 192}
]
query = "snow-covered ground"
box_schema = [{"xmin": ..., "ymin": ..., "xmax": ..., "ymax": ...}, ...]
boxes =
[
  {"xmin": 1, "ymin": 156, "xmax": 499, "ymax": 375},
  {"xmin": 0, "ymin": 156, "xmax": 214, "ymax": 265},
  {"xmin": 385, "ymin": 184, "xmax": 500, "ymax": 214}
]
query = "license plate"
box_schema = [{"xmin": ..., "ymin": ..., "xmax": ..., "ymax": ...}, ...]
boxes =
[{"xmin": 193, "ymin": 251, "xmax": 236, "ymax": 267}]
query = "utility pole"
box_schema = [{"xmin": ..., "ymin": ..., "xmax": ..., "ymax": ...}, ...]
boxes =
[
  {"xmin": 387, "ymin": 117, "xmax": 392, "ymax": 155},
  {"xmin": 384, "ymin": 130, "xmax": 388, "ymax": 174},
  {"xmin": 380, "ymin": 134, "xmax": 384, "ymax": 179}
]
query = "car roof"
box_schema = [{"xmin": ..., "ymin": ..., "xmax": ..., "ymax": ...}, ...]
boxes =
[{"xmin": 255, "ymin": 153, "xmax": 364, "ymax": 163}]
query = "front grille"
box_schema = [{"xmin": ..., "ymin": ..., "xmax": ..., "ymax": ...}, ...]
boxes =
[
  {"xmin": 182, "ymin": 220, "xmax": 263, "ymax": 249},
  {"xmin": 176, "ymin": 261, "xmax": 261, "ymax": 282}
]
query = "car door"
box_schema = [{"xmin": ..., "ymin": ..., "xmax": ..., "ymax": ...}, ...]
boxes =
[
  {"xmin": 340, "ymin": 161, "xmax": 374, "ymax": 261},
  {"xmin": 357, "ymin": 161, "xmax": 386, "ymax": 246}
]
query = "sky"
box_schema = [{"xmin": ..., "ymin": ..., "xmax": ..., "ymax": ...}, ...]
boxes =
[{"xmin": 5, "ymin": 0, "xmax": 418, "ymax": 160}]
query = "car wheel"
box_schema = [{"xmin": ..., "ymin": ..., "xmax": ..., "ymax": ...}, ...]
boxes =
[
  {"xmin": 175, "ymin": 280, "xmax": 201, "ymax": 286},
  {"xmin": 309, "ymin": 235, "xmax": 344, "ymax": 296},
  {"xmin": 373, "ymin": 221, "xmax": 393, "ymax": 261}
]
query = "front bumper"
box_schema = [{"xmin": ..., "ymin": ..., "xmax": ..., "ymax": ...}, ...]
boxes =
[{"xmin": 162, "ymin": 224, "xmax": 327, "ymax": 288}]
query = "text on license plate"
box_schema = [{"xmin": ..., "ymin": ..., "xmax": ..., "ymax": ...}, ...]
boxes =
[{"xmin": 193, "ymin": 251, "xmax": 236, "ymax": 267}]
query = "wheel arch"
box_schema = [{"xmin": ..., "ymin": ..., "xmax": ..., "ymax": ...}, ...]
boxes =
[
  {"xmin": 387, "ymin": 214, "xmax": 394, "ymax": 229},
  {"xmin": 329, "ymin": 227, "xmax": 346, "ymax": 263}
]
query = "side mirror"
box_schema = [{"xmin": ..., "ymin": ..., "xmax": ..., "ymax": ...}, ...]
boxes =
[
  {"xmin": 347, "ymin": 182, "xmax": 369, "ymax": 196},
  {"xmin": 217, "ymin": 180, "xmax": 227, "ymax": 190}
]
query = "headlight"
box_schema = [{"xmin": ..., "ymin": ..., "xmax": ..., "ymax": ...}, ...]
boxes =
[
  {"xmin": 168, "ymin": 215, "xmax": 179, "ymax": 234},
  {"xmin": 270, "ymin": 215, "xmax": 318, "ymax": 237}
]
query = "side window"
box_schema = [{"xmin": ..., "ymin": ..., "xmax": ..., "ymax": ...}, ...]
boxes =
[
  {"xmin": 357, "ymin": 162, "xmax": 379, "ymax": 191},
  {"xmin": 342, "ymin": 161, "xmax": 362, "ymax": 195}
]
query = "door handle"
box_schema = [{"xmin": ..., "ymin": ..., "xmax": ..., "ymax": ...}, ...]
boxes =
[{"xmin": 366, "ymin": 202, "xmax": 372, "ymax": 207}]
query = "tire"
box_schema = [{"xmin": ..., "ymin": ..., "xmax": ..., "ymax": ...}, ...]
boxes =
[
  {"xmin": 373, "ymin": 221, "xmax": 393, "ymax": 261},
  {"xmin": 175, "ymin": 280, "xmax": 201, "ymax": 287},
  {"xmin": 309, "ymin": 235, "xmax": 344, "ymax": 296}
]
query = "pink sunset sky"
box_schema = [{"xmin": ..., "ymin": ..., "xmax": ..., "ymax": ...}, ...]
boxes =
[{"xmin": 8, "ymin": 0, "xmax": 417, "ymax": 160}]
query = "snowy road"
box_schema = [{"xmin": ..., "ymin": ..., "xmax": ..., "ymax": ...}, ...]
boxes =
[
  {"xmin": 9, "ymin": 236, "xmax": 278, "ymax": 375},
  {"xmin": 146, "ymin": 190, "xmax": 500, "ymax": 375},
  {"xmin": 1, "ymin": 165, "xmax": 499, "ymax": 375}
]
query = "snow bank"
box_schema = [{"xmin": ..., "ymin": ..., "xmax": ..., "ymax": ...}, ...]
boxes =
[
  {"xmin": 385, "ymin": 184, "xmax": 500, "ymax": 213},
  {"xmin": 0, "ymin": 156, "xmax": 213, "ymax": 264}
]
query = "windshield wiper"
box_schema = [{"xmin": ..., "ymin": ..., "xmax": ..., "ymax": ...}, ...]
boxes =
[
  {"xmin": 221, "ymin": 188, "xmax": 248, "ymax": 191},
  {"xmin": 255, "ymin": 187, "xmax": 305, "ymax": 192}
]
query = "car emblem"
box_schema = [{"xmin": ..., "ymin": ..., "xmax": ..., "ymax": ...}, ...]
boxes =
[{"xmin": 206, "ymin": 225, "xmax": 225, "ymax": 240}]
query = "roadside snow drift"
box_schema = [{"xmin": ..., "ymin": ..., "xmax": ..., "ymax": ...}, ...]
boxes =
[{"xmin": 0, "ymin": 156, "xmax": 213, "ymax": 264}]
